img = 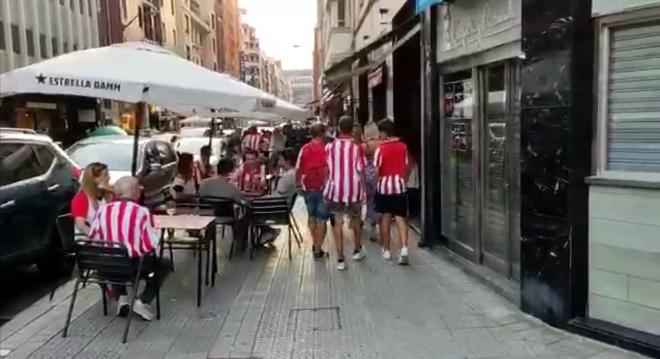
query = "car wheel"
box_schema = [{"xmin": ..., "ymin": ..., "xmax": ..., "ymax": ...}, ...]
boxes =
[{"xmin": 36, "ymin": 225, "xmax": 74, "ymax": 278}]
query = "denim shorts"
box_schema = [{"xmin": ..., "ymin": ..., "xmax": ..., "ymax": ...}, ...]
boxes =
[{"xmin": 303, "ymin": 191, "xmax": 330, "ymax": 221}]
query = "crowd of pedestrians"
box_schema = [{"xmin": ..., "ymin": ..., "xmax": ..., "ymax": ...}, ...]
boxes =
[
  {"xmin": 297, "ymin": 116, "xmax": 411, "ymax": 270},
  {"xmin": 67, "ymin": 116, "xmax": 412, "ymax": 321}
]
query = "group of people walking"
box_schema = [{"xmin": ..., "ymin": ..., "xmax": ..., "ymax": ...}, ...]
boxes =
[{"xmin": 298, "ymin": 116, "xmax": 411, "ymax": 270}]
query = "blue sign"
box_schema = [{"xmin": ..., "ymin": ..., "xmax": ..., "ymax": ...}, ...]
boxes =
[{"xmin": 416, "ymin": 0, "xmax": 444, "ymax": 14}]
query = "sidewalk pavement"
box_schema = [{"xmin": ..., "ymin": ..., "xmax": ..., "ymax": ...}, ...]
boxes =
[{"xmin": 0, "ymin": 201, "xmax": 649, "ymax": 359}]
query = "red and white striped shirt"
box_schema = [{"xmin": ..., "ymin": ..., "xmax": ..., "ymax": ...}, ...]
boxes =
[
  {"xmin": 89, "ymin": 200, "xmax": 160, "ymax": 258},
  {"xmin": 241, "ymin": 133, "xmax": 261, "ymax": 152},
  {"xmin": 374, "ymin": 138, "xmax": 409, "ymax": 195},
  {"xmin": 323, "ymin": 136, "xmax": 365, "ymax": 204}
]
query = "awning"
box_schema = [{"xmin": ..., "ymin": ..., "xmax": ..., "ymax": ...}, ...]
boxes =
[{"xmin": 323, "ymin": 16, "xmax": 420, "ymax": 83}]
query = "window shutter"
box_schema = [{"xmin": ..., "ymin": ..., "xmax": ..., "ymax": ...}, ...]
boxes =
[{"xmin": 607, "ymin": 21, "xmax": 660, "ymax": 172}]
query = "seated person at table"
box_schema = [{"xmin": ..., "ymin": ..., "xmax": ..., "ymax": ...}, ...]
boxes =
[
  {"xmin": 172, "ymin": 153, "xmax": 198, "ymax": 201},
  {"xmin": 199, "ymin": 157, "xmax": 248, "ymax": 204},
  {"xmin": 89, "ymin": 176, "xmax": 171, "ymax": 321},
  {"xmin": 199, "ymin": 158, "xmax": 249, "ymax": 247},
  {"xmin": 276, "ymin": 148, "xmax": 298, "ymax": 203},
  {"xmin": 234, "ymin": 148, "xmax": 266, "ymax": 195}
]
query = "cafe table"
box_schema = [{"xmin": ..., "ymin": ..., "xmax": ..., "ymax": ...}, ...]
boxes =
[{"xmin": 154, "ymin": 214, "xmax": 216, "ymax": 307}]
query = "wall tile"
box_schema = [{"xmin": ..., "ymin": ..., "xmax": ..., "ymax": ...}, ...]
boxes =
[
  {"xmin": 590, "ymin": 243, "xmax": 660, "ymax": 282},
  {"xmin": 589, "ymin": 293, "xmax": 660, "ymax": 336},
  {"xmin": 589, "ymin": 269, "xmax": 628, "ymax": 301},
  {"xmin": 628, "ymin": 277, "xmax": 660, "ymax": 311}
]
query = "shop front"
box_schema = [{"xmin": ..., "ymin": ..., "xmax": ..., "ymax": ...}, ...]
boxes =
[
  {"xmin": 436, "ymin": 0, "xmax": 522, "ymax": 280},
  {"xmin": 0, "ymin": 94, "xmax": 99, "ymax": 146},
  {"xmin": 577, "ymin": 0, "xmax": 660, "ymax": 352}
]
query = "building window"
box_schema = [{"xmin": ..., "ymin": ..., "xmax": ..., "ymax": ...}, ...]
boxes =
[
  {"xmin": 185, "ymin": 45, "xmax": 191, "ymax": 60},
  {"xmin": 70, "ymin": 0, "xmax": 74, "ymax": 9},
  {"xmin": 211, "ymin": 14, "xmax": 215, "ymax": 30},
  {"xmin": 213, "ymin": 62, "xmax": 217, "ymax": 71},
  {"xmin": 60, "ymin": 0, "xmax": 64, "ymax": 5},
  {"xmin": 88, "ymin": 0, "xmax": 92, "ymax": 16},
  {"xmin": 40, "ymin": 34, "xmax": 47, "ymax": 58},
  {"xmin": 11, "ymin": 24, "xmax": 20, "ymax": 54},
  {"xmin": 63, "ymin": 41, "xmax": 69, "ymax": 52},
  {"xmin": 161, "ymin": 22, "xmax": 166, "ymax": 42},
  {"xmin": 597, "ymin": 19, "xmax": 660, "ymax": 177},
  {"xmin": 79, "ymin": 0, "xmax": 84, "ymax": 14},
  {"xmin": 171, "ymin": 0, "xmax": 175, "ymax": 15},
  {"xmin": 138, "ymin": 7, "xmax": 143, "ymax": 28},
  {"xmin": 73, "ymin": 43, "xmax": 78, "ymax": 51},
  {"xmin": 185, "ymin": 15, "xmax": 190, "ymax": 34},
  {"xmin": 337, "ymin": 0, "xmax": 346, "ymax": 27},
  {"xmin": 173, "ymin": 29, "xmax": 177, "ymax": 45},
  {"xmin": 52, "ymin": 38, "xmax": 59, "ymax": 55},
  {"xmin": 121, "ymin": 0, "xmax": 127, "ymax": 19},
  {"xmin": 25, "ymin": 29, "xmax": 35, "ymax": 57},
  {"xmin": 0, "ymin": 21, "xmax": 4, "ymax": 50}
]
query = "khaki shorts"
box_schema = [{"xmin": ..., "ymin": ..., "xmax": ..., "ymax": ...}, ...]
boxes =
[{"xmin": 327, "ymin": 201, "xmax": 361, "ymax": 223}]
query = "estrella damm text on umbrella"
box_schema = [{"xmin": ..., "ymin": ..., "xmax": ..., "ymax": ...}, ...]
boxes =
[{"xmin": 36, "ymin": 73, "xmax": 121, "ymax": 92}]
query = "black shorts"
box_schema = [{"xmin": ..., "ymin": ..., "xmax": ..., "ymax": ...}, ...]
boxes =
[{"xmin": 374, "ymin": 193, "xmax": 408, "ymax": 217}]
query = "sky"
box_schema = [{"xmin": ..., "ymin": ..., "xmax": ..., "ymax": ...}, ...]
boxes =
[{"xmin": 239, "ymin": 0, "xmax": 316, "ymax": 70}]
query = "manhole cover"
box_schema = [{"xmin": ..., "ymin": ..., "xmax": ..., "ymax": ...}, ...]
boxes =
[{"xmin": 288, "ymin": 307, "xmax": 341, "ymax": 332}]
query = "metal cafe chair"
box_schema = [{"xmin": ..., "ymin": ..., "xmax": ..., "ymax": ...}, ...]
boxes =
[
  {"xmin": 62, "ymin": 239, "xmax": 161, "ymax": 343},
  {"xmin": 200, "ymin": 196, "xmax": 242, "ymax": 260},
  {"xmin": 50, "ymin": 214, "xmax": 79, "ymax": 301},
  {"xmin": 246, "ymin": 195, "xmax": 302, "ymax": 260}
]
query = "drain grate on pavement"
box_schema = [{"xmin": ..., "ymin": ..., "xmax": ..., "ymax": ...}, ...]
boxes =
[{"xmin": 288, "ymin": 307, "xmax": 341, "ymax": 332}]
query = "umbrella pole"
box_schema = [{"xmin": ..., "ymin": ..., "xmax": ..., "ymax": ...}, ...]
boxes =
[
  {"xmin": 208, "ymin": 117, "xmax": 215, "ymax": 148},
  {"xmin": 131, "ymin": 102, "xmax": 145, "ymax": 176}
]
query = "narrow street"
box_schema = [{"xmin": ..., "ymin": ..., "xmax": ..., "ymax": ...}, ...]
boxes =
[{"xmin": 0, "ymin": 204, "xmax": 645, "ymax": 359}]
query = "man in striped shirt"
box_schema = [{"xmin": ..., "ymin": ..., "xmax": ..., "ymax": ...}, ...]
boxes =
[
  {"xmin": 89, "ymin": 176, "xmax": 170, "ymax": 321},
  {"xmin": 241, "ymin": 125, "xmax": 262, "ymax": 153},
  {"xmin": 324, "ymin": 116, "xmax": 366, "ymax": 271},
  {"xmin": 374, "ymin": 119, "xmax": 410, "ymax": 265}
]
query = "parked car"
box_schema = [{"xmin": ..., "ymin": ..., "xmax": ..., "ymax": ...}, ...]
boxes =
[
  {"xmin": 66, "ymin": 136, "xmax": 177, "ymax": 207},
  {"xmin": 0, "ymin": 128, "xmax": 81, "ymax": 275}
]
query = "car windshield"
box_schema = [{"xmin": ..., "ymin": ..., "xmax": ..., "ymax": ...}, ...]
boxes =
[
  {"xmin": 67, "ymin": 142, "xmax": 136, "ymax": 171},
  {"xmin": 176, "ymin": 138, "xmax": 221, "ymax": 156}
]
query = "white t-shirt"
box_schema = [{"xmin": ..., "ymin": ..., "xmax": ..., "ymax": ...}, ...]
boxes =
[{"xmin": 173, "ymin": 175, "xmax": 197, "ymax": 198}]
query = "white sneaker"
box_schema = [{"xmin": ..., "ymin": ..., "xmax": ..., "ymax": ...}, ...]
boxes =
[
  {"xmin": 382, "ymin": 249, "xmax": 391, "ymax": 260},
  {"xmin": 398, "ymin": 247, "xmax": 409, "ymax": 265},
  {"xmin": 132, "ymin": 299, "xmax": 155, "ymax": 321},
  {"xmin": 116, "ymin": 295, "xmax": 129, "ymax": 317},
  {"xmin": 352, "ymin": 247, "xmax": 366, "ymax": 261},
  {"xmin": 337, "ymin": 260, "xmax": 347, "ymax": 271}
]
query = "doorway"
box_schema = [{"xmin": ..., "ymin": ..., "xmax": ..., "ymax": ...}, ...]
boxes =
[{"xmin": 441, "ymin": 61, "xmax": 520, "ymax": 279}]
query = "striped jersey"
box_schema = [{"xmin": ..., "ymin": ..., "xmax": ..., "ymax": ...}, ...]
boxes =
[
  {"xmin": 374, "ymin": 138, "xmax": 409, "ymax": 195},
  {"xmin": 89, "ymin": 200, "xmax": 160, "ymax": 258},
  {"xmin": 241, "ymin": 133, "xmax": 261, "ymax": 152},
  {"xmin": 323, "ymin": 136, "xmax": 365, "ymax": 204}
]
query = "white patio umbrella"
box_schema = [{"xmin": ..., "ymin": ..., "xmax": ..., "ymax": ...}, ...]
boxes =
[
  {"xmin": 0, "ymin": 41, "xmax": 298, "ymax": 174},
  {"xmin": 0, "ymin": 41, "xmax": 273, "ymax": 113}
]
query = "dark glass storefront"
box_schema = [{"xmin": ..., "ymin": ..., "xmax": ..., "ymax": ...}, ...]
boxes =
[{"xmin": 440, "ymin": 61, "xmax": 521, "ymax": 280}]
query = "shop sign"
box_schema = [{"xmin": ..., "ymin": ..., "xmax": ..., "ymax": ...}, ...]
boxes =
[
  {"xmin": 416, "ymin": 0, "xmax": 444, "ymax": 14},
  {"xmin": 35, "ymin": 73, "xmax": 122, "ymax": 92},
  {"xmin": 26, "ymin": 101, "xmax": 57, "ymax": 110},
  {"xmin": 368, "ymin": 67, "xmax": 383, "ymax": 88}
]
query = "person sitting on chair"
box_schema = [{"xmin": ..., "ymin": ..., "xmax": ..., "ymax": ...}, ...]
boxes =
[{"xmin": 89, "ymin": 176, "xmax": 171, "ymax": 321}]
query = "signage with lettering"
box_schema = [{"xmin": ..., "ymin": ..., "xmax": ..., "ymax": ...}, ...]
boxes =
[{"xmin": 35, "ymin": 73, "xmax": 122, "ymax": 92}]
